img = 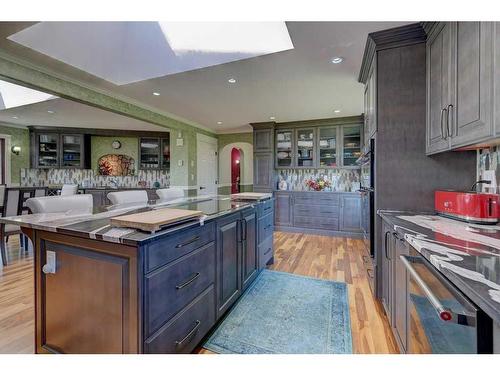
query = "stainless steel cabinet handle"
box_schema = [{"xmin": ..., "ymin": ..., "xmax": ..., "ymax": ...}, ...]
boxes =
[
  {"xmin": 175, "ymin": 272, "xmax": 201, "ymax": 290},
  {"xmin": 175, "ymin": 236, "xmax": 200, "ymax": 248},
  {"xmin": 447, "ymin": 104, "xmax": 454, "ymax": 138},
  {"xmin": 440, "ymin": 108, "xmax": 447, "ymax": 139},
  {"xmin": 384, "ymin": 231, "xmax": 391, "ymax": 260},
  {"xmin": 175, "ymin": 320, "xmax": 201, "ymax": 348},
  {"xmin": 264, "ymin": 247, "xmax": 272, "ymax": 255},
  {"xmin": 400, "ymin": 255, "xmax": 453, "ymax": 322}
]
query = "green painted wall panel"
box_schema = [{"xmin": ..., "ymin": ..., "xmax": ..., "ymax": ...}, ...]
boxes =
[{"xmin": 0, "ymin": 124, "xmax": 30, "ymax": 184}]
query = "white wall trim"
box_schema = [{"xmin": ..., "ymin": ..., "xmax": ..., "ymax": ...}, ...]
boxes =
[{"xmin": 0, "ymin": 133, "xmax": 12, "ymax": 186}]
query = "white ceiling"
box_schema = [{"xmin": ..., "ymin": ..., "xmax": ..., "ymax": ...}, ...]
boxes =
[
  {"xmin": 0, "ymin": 22, "xmax": 410, "ymax": 133},
  {"xmin": 0, "ymin": 95, "xmax": 169, "ymax": 131}
]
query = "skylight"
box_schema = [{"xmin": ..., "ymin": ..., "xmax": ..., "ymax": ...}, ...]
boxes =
[
  {"xmin": 0, "ymin": 80, "xmax": 55, "ymax": 110},
  {"xmin": 159, "ymin": 22, "xmax": 293, "ymax": 56},
  {"xmin": 7, "ymin": 22, "xmax": 294, "ymax": 86}
]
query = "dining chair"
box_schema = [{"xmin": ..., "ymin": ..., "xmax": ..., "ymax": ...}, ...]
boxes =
[
  {"xmin": 60, "ymin": 184, "xmax": 79, "ymax": 196},
  {"xmin": 0, "ymin": 188, "xmax": 22, "ymax": 266},
  {"xmin": 156, "ymin": 187, "xmax": 185, "ymax": 202},
  {"xmin": 107, "ymin": 190, "xmax": 148, "ymax": 205},
  {"xmin": 26, "ymin": 194, "xmax": 94, "ymax": 214}
]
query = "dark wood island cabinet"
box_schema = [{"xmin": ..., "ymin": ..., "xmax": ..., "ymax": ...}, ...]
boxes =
[{"xmin": 13, "ymin": 197, "xmax": 274, "ymax": 354}]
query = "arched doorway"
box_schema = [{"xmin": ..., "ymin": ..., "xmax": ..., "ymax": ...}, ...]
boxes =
[{"xmin": 231, "ymin": 148, "xmax": 242, "ymax": 194}]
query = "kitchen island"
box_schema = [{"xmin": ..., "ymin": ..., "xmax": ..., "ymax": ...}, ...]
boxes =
[
  {"xmin": 378, "ymin": 210, "xmax": 500, "ymax": 354},
  {"xmin": 0, "ymin": 195, "xmax": 274, "ymax": 354}
]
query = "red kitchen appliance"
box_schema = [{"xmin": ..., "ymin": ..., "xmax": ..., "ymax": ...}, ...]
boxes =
[{"xmin": 435, "ymin": 190, "xmax": 500, "ymax": 224}]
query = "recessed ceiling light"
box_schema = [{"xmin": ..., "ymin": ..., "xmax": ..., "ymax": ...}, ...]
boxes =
[
  {"xmin": 47, "ymin": 110, "xmax": 55, "ymax": 114},
  {"xmin": 331, "ymin": 57, "xmax": 344, "ymax": 64},
  {"xmin": 227, "ymin": 78, "xmax": 236, "ymax": 84},
  {"xmin": 153, "ymin": 92, "xmax": 160, "ymax": 96},
  {"xmin": 334, "ymin": 109, "xmax": 341, "ymax": 113},
  {"xmin": 217, "ymin": 121, "xmax": 223, "ymax": 125},
  {"xmin": 12, "ymin": 116, "xmax": 18, "ymax": 119},
  {"xmin": 269, "ymin": 116, "xmax": 276, "ymax": 120}
]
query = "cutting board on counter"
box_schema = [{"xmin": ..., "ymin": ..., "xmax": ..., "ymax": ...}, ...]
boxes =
[
  {"xmin": 110, "ymin": 208, "xmax": 203, "ymax": 233},
  {"xmin": 231, "ymin": 192, "xmax": 272, "ymax": 200}
]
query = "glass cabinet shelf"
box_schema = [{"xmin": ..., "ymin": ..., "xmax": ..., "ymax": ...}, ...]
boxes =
[
  {"xmin": 296, "ymin": 128, "xmax": 315, "ymax": 167},
  {"xmin": 342, "ymin": 125, "xmax": 362, "ymax": 166},
  {"xmin": 276, "ymin": 130, "xmax": 293, "ymax": 168},
  {"xmin": 318, "ymin": 126, "xmax": 338, "ymax": 168}
]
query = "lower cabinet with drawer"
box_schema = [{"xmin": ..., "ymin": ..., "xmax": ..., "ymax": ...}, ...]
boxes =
[
  {"xmin": 274, "ymin": 191, "xmax": 362, "ymax": 237},
  {"xmin": 140, "ymin": 198, "xmax": 274, "ymax": 353}
]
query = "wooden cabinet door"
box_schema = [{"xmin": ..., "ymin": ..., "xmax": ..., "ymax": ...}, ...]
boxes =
[
  {"xmin": 367, "ymin": 63, "xmax": 377, "ymax": 138},
  {"xmin": 394, "ymin": 237, "xmax": 409, "ymax": 353},
  {"xmin": 274, "ymin": 192, "xmax": 292, "ymax": 227},
  {"xmin": 216, "ymin": 213, "xmax": 241, "ymax": 317},
  {"xmin": 451, "ymin": 22, "xmax": 493, "ymax": 146},
  {"xmin": 241, "ymin": 209, "xmax": 258, "ymax": 290},
  {"xmin": 381, "ymin": 221, "xmax": 394, "ymax": 326},
  {"xmin": 253, "ymin": 153, "xmax": 273, "ymax": 192},
  {"xmin": 339, "ymin": 195, "xmax": 362, "ymax": 232},
  {"xmin": 426, "ymin": 23, "xmax": 452, "ymax": 154},
  {"xmin": 37, "ymin": 239, "xmax": 138, "ymax": 353},
  {"xmin": 254, "ymin": 128, "xmax": 273, "ymax": 152}
]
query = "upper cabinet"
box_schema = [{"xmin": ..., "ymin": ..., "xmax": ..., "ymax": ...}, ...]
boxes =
[
  {"xmin": 275, "ymin": 129, "xmax": 293, "ymax": 168},
  {"xmin": 341, "ymin": 126, "xmax": 362, "ymax": 167},
  {"xmin": 426, "ymin": 22, "xmax": 496, "ymax": 154},
  {"xmin": 254, "ymin": 128, "xmax": 274, "ymax": 152},
  {"xmin": 139, "ymin": 137, "xmax": 170, "ymax": 170},
  {"xmin": 318, "ymin": 126, "xmax": 338, "ymax": 168},
  {"xmin": 295, "ymin": 128, "xmax": 315, "ymax": 168},
  {"xmin": 363, "ymin": 59, "xmax": 377, "ymax": 145},
  {"xmin": 33, "ymin": 132, "xmax": 90, "ymax": 169}
]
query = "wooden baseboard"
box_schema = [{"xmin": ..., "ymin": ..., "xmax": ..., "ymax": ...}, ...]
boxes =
[{"xmin": 274, "ymin": 226, "xmax": 363, "ymax": 239}]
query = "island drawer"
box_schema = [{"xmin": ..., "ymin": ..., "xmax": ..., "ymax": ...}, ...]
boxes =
[
  {"xmin": 144, "ymin": 221, "xmax": 215, "ymax": 273},
  {"xmin": 258, "ymin": 236, "xmax": 274, "ymax": 268},
  {"xmin": 145, "ymin": 242, "xmax": 216, "ymax": 337},
  {"xmin": 258, "ymin": 213, "xmax": 274, "ymax": 244},
  {"xmin": 144, "ymin": 285, "xmax": 215, "ymax": 354},
  {"xmin": 257, "ymin": 199, "xmax": 274, "ymax": 217},
  {"xmin": 293, "ymin": 204, "xmax": 340, "ymax": 218},
  {"xmin": 293, "ymin": 215, "xmax": 339, "ymax": 230}
]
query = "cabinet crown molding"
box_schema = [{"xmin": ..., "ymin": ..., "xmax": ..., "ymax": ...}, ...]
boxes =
[{"xmin": 358, "ymin": 23, "xmax": 427, "ymax": 83}]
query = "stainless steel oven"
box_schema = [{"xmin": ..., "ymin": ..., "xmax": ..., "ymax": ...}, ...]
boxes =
[{"xmin": 401, "ymin": 247, "xmax": 493, "ymax": 353}]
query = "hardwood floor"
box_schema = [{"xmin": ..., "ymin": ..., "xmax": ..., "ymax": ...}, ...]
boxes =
[
  {"xmin": 0, "ymin": 236, "xmax": 34, "ymax": 354},
  {"xmin": 0, "ymin": 232, "xmax": 397, "ymax": 354}
]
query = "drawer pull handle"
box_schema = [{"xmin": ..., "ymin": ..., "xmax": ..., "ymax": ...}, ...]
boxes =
[
  {"xmin": 265, "ymin": 224, "xmax": 272, "ymax": 229},
  {"xmin": 264, "ymin": 247, "xmax": 272, "ymax": 255},
  {"xmin": 264, "ymin": 206, "xmax": 272, "ymax": 211},
  {"xmin": 175, "ymin": 320, "xmax": 201, "ymax": 348},
  {"xmin": 176, "ymin": 272, "xmax": 201, "ymax": 289},
  {"xmin": 175, "ymin": 236, "xmax": 200, "ymax": 248}
]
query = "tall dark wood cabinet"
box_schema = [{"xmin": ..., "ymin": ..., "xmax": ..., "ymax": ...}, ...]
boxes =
[
  {"xmin": 241, "ymin": 208, "xmax": 258, "ymax": 289},
  {"xmin": 358, "ymin": 23, "xmax": 477, "ymax": 349},
  {"xmin": 251, "ymin": 122, "xmax": 275, "ymax": 192}
]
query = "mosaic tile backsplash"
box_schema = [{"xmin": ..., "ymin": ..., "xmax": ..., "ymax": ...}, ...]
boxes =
[
  {"xmin": 477, "ymin": 147, "xmax": 500, "ymax": 193},
  {"xmin": 276, "ymin": 169, "xmax": 361, "ymax": 192},
  {"xmin": 21, "ymin": 168, "xmax": 170, "ymax": 188}
]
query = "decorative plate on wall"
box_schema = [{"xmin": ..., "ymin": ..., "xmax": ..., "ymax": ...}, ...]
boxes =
[{"xmin": 98, "ymin": 154, "xmax": 135, "ymax": 176}]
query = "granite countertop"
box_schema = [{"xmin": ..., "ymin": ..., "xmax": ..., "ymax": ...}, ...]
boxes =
[
  {"xmin": 273, "ymin": 190, "xmax": 360, "ymax": 194},
  {"xmin": 0, "ymin": 195, "xmax": 266, "ymax": 246},
  {"xmin": 378, "ymin": 210, "xmax": 500, "ymax": 323}
]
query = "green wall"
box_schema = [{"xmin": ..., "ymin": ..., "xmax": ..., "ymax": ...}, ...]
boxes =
[
  {"xmin": 217, "ymin": 132, "xmax": 253, "ymax": 150},
  {"xmin": 91, "ymin": 136, "xmax": 139, "ymax": 172},
  {"xmin": 0, "ymin": 124, "xmax": 30, "ymax": 184}
]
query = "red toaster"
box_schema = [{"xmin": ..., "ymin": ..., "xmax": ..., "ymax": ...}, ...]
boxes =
[{"xmin": 435, "ymin": 190, "xmax": 500, "ymax": 224}]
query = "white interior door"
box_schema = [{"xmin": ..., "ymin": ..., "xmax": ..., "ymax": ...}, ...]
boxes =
[{"xmin": 197, "ymin": 135, "xmax": 218, "ymax": 196}]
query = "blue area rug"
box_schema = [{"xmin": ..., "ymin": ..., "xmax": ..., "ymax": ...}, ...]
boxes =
[
  {"xmin": 203, "ymin": 269, "xmax": 353, "ymax": 354},
  {"xmin": 410, "ymin": 294, "xmax": 475, "ymax": 353}
]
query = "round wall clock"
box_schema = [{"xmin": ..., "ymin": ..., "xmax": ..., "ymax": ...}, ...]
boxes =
[{"xmin": 111, "ymin": 140, "xmax": 121, "ymax": 149}]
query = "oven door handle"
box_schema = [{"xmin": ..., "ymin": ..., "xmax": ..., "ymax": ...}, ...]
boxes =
[{"xmin": 400, "ymin": 255, "xmax": 475, "ymax": 325}]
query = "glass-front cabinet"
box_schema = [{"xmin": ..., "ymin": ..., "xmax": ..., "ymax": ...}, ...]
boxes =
[
  {"xmin": 139, "ymin": 136, "xmax": 171, "ymax": 170},
  {"xmin": 61, "ymin": 134, "xmax": 82, "ymax": 168},
  {"xmin": 37, "ymin": 133, "xmax": 59, "ymax": 168},
  {"xmin": 275, "ymin": 129, "xmax": 293, "ymax": 168},
  {"xmin": 318, "ymin": 126, "xmax": 338, "ymax": 168},
  {"xmin": 295, "ymin": 128, "xmax": 315, "ymax": 168},
  {"xmin": 342, "ymin": 125, "xmax": 362, "ymax": 167}
]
